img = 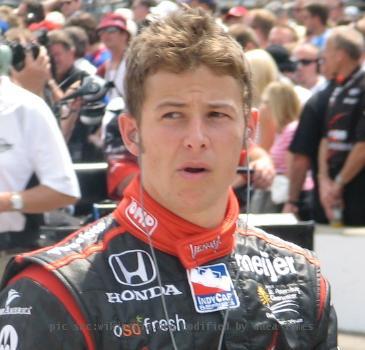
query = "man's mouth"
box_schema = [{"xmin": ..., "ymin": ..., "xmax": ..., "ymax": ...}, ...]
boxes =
[{"xmin": 183, "ymin": 167, "xmax": 207, "ymax": 173}]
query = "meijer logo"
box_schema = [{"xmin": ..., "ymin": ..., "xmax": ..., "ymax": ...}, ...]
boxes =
[{"xmin": 236, "ymin": 250, "xmax": 297, "ymax": 282}]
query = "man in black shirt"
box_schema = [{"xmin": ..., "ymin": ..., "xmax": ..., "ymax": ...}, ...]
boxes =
[
  {"xmin": 318, "ymin": 26, "xmax": 365, "ymax": 225},
  {"xmin": 284, "ymin": 83, "xmax": 334, "ymax": 222}
]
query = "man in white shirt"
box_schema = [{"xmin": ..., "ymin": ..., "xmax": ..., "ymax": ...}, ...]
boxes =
[{"xmin": 0, "ymin": 73, "xmax": 80, "ymax": 253}]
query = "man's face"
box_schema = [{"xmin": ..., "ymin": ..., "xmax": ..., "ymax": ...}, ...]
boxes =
[
  {"xmin": 322, "ymin": 38, "xmax": 340, "ymax": 79},
  {"xmin": 302, "ymin": 10, "xmax": 317, "ymax": 34},
  {"xmin": 132, "ymin": 0, "xmax": 149, "ymax": 23},
  {"xmin": 328, "ymin": 0, "xmax": 343, "ymax": 24},
  {"xmin": 292, "ymin": 46, "xmax": 319, "ymax": 86},
  {"xmin": 268, "ymin": 27, "xmax": 296, "ymax": 46},
  {"xmin": 98, "ymin": 27, "xmax": 129, "ymax": 52},
  {"xmin": 292, "ymin": 0, "xmax": 306, "ymax": 24},
  {"xmin": 60, "ymin": 0, "xmax": 80, "ymax": 17},
  {"xmin": 48, "ymin": 43, "xmax": 75, "ymax": 78},
  {"xmin": 126, "ymin": 66, "xmax": 245, "ymax": 219}
]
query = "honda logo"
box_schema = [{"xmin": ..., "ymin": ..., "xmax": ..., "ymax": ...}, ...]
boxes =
[
  {"xmin": 0, "ymin": 325, "xmax": 18, "ymax": 350},
  {"xmin": 109, "ymin": 250, "xmax": 156, "ymax": 286}
]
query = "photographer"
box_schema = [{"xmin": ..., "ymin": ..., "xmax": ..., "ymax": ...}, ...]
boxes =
[
  {"xmin": 46, "ymin": 29, "xmax": 105, "ymax": 163},
  {"xmin": 4, "ymin": 27, "xmax": 53, "ymax": 98},
  {"xmin": 0, "ymin": 43, "xmax": 80, "ymax": 272}
]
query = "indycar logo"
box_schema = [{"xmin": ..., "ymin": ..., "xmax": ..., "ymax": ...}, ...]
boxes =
[
  {"xmin": 125, "ymin": 199, "xmax": 157, "ymax": 236},
  {"xmin": 188, "ymin": 263, "xmax": 240, "ymax": 313},
  {"xmin": 0, "ymin": 325, "xmax": 18, "ymax": 350},
  {"xmin": 109, "ymin": 250, "xmax": 156, "ymax": 286}
]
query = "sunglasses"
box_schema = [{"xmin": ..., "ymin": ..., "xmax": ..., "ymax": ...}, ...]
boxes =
[
  {"xmin": 295, "ymin": 58, "xmax": 318, "ymax": 66},
  {"xmin": 98, "ymin": 27, "xmax": 121, "ymax": 34}
]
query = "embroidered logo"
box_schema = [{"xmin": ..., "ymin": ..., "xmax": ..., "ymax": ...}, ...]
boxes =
[
  {"xmin": 189, "ymin": 237, "xmax": 221, "ymax": 259},
  {"xmin": 125, "ymin": 199, "xmax": 157, "ymax": 236}
]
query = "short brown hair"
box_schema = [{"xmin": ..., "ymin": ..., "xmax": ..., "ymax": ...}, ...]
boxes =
[
  {"xmin": 304, "ymin": 3, "xmax": 329, "ymax": 26},
  {"xmin": 250, "ymin": 9, "xmax": 276, "ymax": 40},
  {"xmin": 47, "ymin": 29, "xmax": 75, "ymax": 51},
  {"xmin": 124, "ymin": 7, "xmax": 252, "ymax": 122}
]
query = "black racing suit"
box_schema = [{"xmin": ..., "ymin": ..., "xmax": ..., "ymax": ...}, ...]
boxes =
[{"xmin": 0, "ymin": 179, "xmax": 337, "ymax": 350}]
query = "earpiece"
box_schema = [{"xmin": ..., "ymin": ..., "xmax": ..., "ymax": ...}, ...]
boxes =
[{"xmin": 129, "ymin": 131, "xmax": 139, "ymax": 144}]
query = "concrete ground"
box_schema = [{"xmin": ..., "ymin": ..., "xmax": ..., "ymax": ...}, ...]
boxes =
[{"xmin": 339, "ymin": 332, "xmax": 365, "ymax": 350}]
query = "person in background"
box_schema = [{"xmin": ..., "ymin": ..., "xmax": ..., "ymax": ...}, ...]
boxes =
[
  {"xmin": 15, "ymin": 0, "xmax": 45, "ymax": 28},
  {"xmin": 65, "ymin": 11, "xmax": 111, "ymax": 69},
  {"xmin": 187, "ymin": 0, "xmax": 216, "ymax": 15},
  {"xmin": 302, "ymin": 3, "xmax": 331, "ymax": 50},
  {"xmin": 327, "ymin": 0, "xmax": 345, "ymax": 26},
  {"xmin": 228, "ymin": 23, "xmax": 259, "ymax": 51},
  {"xmin": 64, "ymin": 25, "xmax": 96, "ymax": 75},
  {"xmin": 283, "ymin": 38, "xmax": 335, "ymax": 222},
  {"xmin": 47, "ymin": 28, "xmax": 87, "ymax": 94},
  {"xmin": 223, "ymin": 6, "xmax": 248, "ymax": 26},
  {"xmin": 96, "ymin": 13, "xmax": 131, "ymax": 100},
  {"xmin": 267, "ymin": 23, "xmax": 298, "ymax": 48},
  {"xmin": 245, "ymin": 48, "xmax": 279, "ymax": 108},
  {"xmin": 246, "ymin": 8, "xmax": 276, "ymax": 48},
  {"xmin": 291, "ymin": 42, "xmax": 326, "ymax": 94},
  {"xmin": 251, "ymin": 81, "xmax": 306, "ymax": 213},
  {"xmin": 0, "ymin": 42, "xmax": 80, "ymax": 272},
  {"xmin": 132, "ymin": 0, "xmax": 154, "ymax": 31},
  {"xmin": 318, "ymin": 26, "xmax": 365, "ymax": 226},
  {"xmin": 59, "ymin": 0, "xmax": 82, "ymax": 19}
]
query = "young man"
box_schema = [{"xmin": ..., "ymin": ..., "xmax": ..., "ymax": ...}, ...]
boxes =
[{"xmin": 0, "ymin": 7, "xmax": 337, "ymax": 349}]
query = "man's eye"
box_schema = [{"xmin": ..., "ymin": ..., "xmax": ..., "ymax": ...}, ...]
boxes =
[
  {"xmin": 209, "ymin": 111, "xmax": 229, "ymax": 119},
  {"xmin": 162, "ymin": 112, "xmax": 181, "ymax": 119}
]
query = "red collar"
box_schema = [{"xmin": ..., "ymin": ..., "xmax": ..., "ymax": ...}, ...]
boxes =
[{"xmin": 113, "ymin": 177, "xmax": 239, "ymax": 269}]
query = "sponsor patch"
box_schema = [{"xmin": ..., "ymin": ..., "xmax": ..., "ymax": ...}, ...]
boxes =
[
  {"xmin": 0, "ymin": 325, "xmax": 18, "ymax": 350},
  {"xmin": 0, "ymin": 290, "xmax": 32, "ymax": 317},
  {"xmin": 106, "ymin": 284, "xmax": 182, "ymax": 304},
  {"xmin": 113, "ymin": 314, "xmax": 186, "ymax": 338},
  {"xmin": 109, "ymin": 250, "xmax": 157, "ymax": 287},
  {"xmin": 187, "ymin": 263, "xmax": 240, "ymax": 313},
  {"xmin": 257, "ymin": 284, "xmax": 303, "ymax": 325},
  {"xmin": 189, "ymin": 237, "xmax": 221, "ymax": 260},
  {"xmin": 235, "ymin": 250, "xmax": 297, "ymax": 283},
  {"xmin": 125, "ymin": 199, "xmax": 157, "ymax": 236}
]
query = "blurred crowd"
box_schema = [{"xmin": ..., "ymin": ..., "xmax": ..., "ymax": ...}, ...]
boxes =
[{"xmin": 1, "ymin": 0, "xmax": 365, "ymax": 235}]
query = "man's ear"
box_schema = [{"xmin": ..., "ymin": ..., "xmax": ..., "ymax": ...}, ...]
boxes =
[{"xmin": 118, "ymin": 113, "xmax": 140, "ymax": 156}]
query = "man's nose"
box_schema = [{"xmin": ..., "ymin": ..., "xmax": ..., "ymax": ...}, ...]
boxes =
[{"xmin": 183, "ymin": 117, "xmax": 209, "ymax": 150}]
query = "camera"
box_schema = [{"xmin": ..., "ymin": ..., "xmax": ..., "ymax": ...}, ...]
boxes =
[
  {"xmin": 7, "ymin": 41, "xmax": 40, "ymax": 71},
  {"xmin": 60, "ymin": 75, "xmax": 114, "ymax": 125}
]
